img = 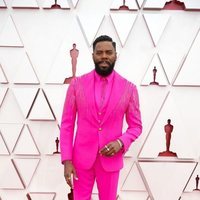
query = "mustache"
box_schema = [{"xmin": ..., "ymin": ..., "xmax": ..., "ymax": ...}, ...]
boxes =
[{"xmin": 97, "ymin": 61, "xmax": 111, "ymax": 65}]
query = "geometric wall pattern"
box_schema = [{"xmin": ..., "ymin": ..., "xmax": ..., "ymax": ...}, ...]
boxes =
[{"xmin": 1, "ymin": 0, "xmax": 200, "ymax": 199}]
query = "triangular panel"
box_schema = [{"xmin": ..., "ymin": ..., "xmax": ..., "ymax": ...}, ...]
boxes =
[
  {"xmin": 181, "ymin": 163, "xmax": 200, "ymax": 199},
  {"xmin": 184, "ymin": 0, "xmax": 200, "ymax": 10},
  {"xmin": 13, "ymin": 52, "xmax": 39, "ymax": 84},
  {"xmin": 12, "ymin": 88, "xmax": 39, "ymax": 118},
  {"xmin": 0, "ymin": 191, "xmax": 25, "ymax": 200},
  {"xmin": 29, "ymin": 122, "xmax": 60, "ymax": 155},
  {"xmin": 0, "ymin": 65, "xmax": 26, "ymax": 124},
  {"xmin": 139, "ymin": 92, "xmax": 195, "ymax": 159},
  {"xmin": 121, "ymin": 162, "xmax": 147, "ymax": 191},
  {"xmin": 94, "ymin": 17, "xmax": 122, "ymax": 56},
  {"xmin": 45, "ymin": 41, "xmax": 74, "ymax": 84},
  {"xmin": 118, "ymin": 158, "xmax": 135, "ymax": 189},
  {"xmin": 71, "ymin": 0, "xmax": 79, "ymax": 8},
  {"xmin": 28, "ymin": 89, "xmax": 55, "ymax": 121},
  {"xmin": 174, "ymin": 29, "xmax": 200, "ymax": 86},
  {"xmin": 77, "ymin": 13, "xmax": 105, "ymax": 46},
  {"xmin": 158, "ymin": 51, "xmax": 185, "ymax": 85},
  {"xmin": 110, "ymin": 12, "xmax": 137, "ymax": 47},
  {"xmin": 0, "ymin": 158, "xmax": 24, "ymax": 189},
  {"xmin": 169, "ymin": 87, "xmax": 200, "ymax": 158},
  {"xmin": 43, "ymin": 85, "xmax": 68, "ymax": 123},
  {"xmin": 126, "ymin": 87, "xmax": 169, "ymax": 158},
  {"xmin": 0, "ymin": 132, "xmax": 9, "ymax": 155},
  {"xmin": 45, "ymin": 19, "xmax": 93, "ymax": 84},
  {"xmin": 12, "ymin": 0, "xmax": 39, "ymax": 9},
  {"xmin": 0, "ymin": 123, "xmax": 23, "ymax": 153},
  {"xmin": 28, "ymin": 192, "xmax": 56, "ymax": 200},
  {"xmin": 29, "ymin": 156, "xmax": 66, "ymax": 191},
  {"xmin": 0, "ymin": 0, "xmax": 6, "ymax": 8},
  {"xmin": 0, "ymin": 15, "xmax": 23, "ymax": 47},
  {"xmin": 13, "ymin": 125, "xmax": 40, "ymax": 155},
  {"xmin": 0, "ymin": 64, "xmax": 8, "ymax": 83},
  {"xmin": 141, "ymin": 54, "xmax": 169, "ymax": 86},
  {"xmin": 184, "ymin": 163, "xmax": 200, "ymax": 192},
  {"xmin": 143, "ymin": 13, "xmax": 170, "ymax": 46},
  {"xmin": 139, "ymin": 162, "xmax": 196, "ymax": 200},
  {"xmin": 118, "ymin": 192, "xmax": 149, "ymax": 200},
  {"xmin": 12, "ymin": 158, "xmax": 40, "ymax": 188},
  {"xmin": 110, "ymin": 0, "xmax": 138, "ymax": 10},
  {"xmin": 0, "ymin": 48, "xmax": 26, "ymax": 81},
  {"xmin": 137, "ymin": 0, "xmax": 145, "ymax": 8},
  {"xmin": 0, "ymin": 87, "xmax": 8, "ymax": 107},
  {"xmin": 158, "ymin": 17, "xmax": 200, "ymax": 85}
]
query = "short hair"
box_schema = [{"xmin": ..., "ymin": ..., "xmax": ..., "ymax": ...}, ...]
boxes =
[{"xmin": 93, "ymin": 35, "xmax": 116, "ymax": 51}]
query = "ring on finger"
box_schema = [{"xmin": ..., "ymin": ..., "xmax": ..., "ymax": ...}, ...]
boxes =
[{"xmin": 105, "ymin": 145, "xmax": 109, "ymax": 151}]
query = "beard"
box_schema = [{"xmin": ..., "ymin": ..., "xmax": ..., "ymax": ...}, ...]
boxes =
[{"xmin": 94, "ymin": 61, "xmax": 115, "ymax": 77}]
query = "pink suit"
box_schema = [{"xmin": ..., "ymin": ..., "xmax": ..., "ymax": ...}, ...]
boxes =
[{"xmin": 60, "ymin": 70, "xmax": 142, "ymax": 199}]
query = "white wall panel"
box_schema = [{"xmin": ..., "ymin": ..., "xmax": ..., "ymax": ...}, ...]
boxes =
[
  {"xmin": 12, "ymin": 0, "xmax": 39, "ymax": 9},
  {"xmin": 110, "ymin": 12, "xmax": 137, "ymax": 46},
  {"xmin": 0, "ymin": 123, "xmax": 23, "ymax": 153},
  {"xmin": 0, "ymin": 15, "xmax": 23, "ymax": 47},
  {"xmin": 0, "ymin": 87, "xmax": 8, "ymax": 107},
  {"xmin": 0, "ymin": 0, "xmax": 6, "ymax": 8}
]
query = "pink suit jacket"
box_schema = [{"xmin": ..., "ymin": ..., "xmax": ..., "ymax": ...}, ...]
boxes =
[{"xmin": 60, "ymin": 70, "xmax": 142, "ymax": 172}]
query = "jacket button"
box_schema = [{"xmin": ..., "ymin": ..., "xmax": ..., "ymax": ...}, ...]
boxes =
[{"xmin": 98, "ymin": 127, "xmax": 102, "ymax": 131}]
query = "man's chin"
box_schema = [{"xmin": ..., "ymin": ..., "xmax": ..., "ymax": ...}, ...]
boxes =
[{"xmin": 95, "ymin": 62, "xmax": 115, "ymax": 77}]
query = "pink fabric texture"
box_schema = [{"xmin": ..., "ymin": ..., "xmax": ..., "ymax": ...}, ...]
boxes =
[
  {"xmin": 73, "ymin": 154, "xmax": 119, "ymax": 200},
  {"xmin": 60, "ymin": 70, "xmax": 142, "ymax": 172}
]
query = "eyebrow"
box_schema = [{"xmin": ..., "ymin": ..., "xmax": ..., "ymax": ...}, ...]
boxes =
[{"xmin": 95, "ymin": 50, "xmax": 113, "ymax": 53}]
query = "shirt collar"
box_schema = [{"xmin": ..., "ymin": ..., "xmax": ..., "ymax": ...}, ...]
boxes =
[{"xmin": 94, "ymin": 70, "xmax": 115, "ymax": 83}]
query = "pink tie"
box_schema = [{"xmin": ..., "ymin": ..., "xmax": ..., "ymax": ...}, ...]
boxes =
[{"xmin": 100, "ymin": 78, "xmax": 107, "ymax": 109}]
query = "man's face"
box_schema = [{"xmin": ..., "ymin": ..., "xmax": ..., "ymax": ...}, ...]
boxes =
[{"xmin": 93, "ymin": 41, "xmax": 117, "ymax": 76}]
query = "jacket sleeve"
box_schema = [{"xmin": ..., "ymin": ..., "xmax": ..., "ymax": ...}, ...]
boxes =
[
  {"xmin": 119, "ymin": 84, "xmax": 142, "ymax": 152},
  {"xmin": 60, "ymin": 78, "xmax": 77, "ymax": 164}
]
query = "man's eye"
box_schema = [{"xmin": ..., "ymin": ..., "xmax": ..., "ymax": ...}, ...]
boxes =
[
  {"xmin": 107, "ymin": 51, "xmax": 113, "ymax": 55},
  {"xmin": 96, "ymin": 52, "xmax": 102, "ymax": 55}
]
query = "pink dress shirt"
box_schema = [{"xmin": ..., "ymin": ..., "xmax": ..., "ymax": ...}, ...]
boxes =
[{"xmin": 94, "ymin": 71, "xmax": 114, "ymax": 109}]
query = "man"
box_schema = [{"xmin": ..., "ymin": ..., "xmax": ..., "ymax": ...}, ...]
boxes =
[{"xmin": 60, "ymin": 35, "xmax": 142, "ymax": 200}]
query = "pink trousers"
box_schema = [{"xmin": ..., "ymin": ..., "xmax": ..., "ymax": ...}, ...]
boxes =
[{"xmin": 73, "ymin": 155, "xmax": 119, "ymax": 200}]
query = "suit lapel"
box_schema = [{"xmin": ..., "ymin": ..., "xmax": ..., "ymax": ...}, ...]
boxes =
[{"xmin": 83, "ymin": 70, "xmax": 99, "ymax": 122}]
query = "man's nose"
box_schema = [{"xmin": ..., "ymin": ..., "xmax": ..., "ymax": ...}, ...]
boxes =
[{"xmin": 101, "ymin": 52, "xmax": 108, "ymax": 59}]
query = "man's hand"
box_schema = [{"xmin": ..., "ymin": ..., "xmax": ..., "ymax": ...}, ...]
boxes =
[
  {"xmin": 64, "ymin": 160, "xmax": 78, "ymax": 188},
  {"xmin": 99, "ymin": 140, "xmax": 123, "ymax": 157}
]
